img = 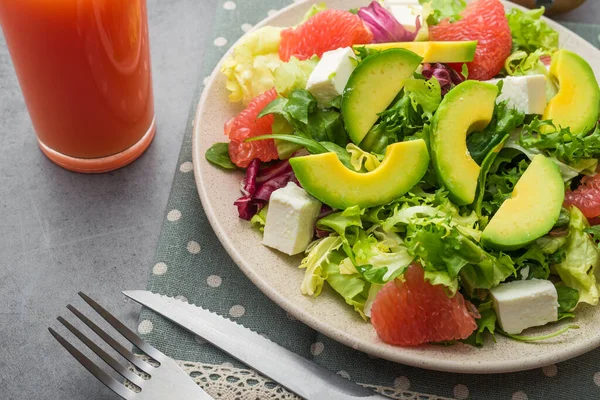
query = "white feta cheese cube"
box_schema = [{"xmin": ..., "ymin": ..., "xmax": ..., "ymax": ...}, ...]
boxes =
[
  {"xmin": 306, "ymin": 47, "xmax": 356, "ymax": 106},
  {"xmin": 486, "ymin": 75, "xmax": 548, "ymax": 115},
  {"xmin": 388, "ymin": 4, "xmax": 422, "ymax": 32},
  {"xmin": 490, "ymin": 279, "xmax": 559, "ymax": 334},
  {"xmin": 262, "ymin": 182, "xmax": 322, "ymax": 256}
]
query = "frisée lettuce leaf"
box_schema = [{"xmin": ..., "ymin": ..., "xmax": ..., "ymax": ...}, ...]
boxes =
[{"xmin": 506, "ymin": 7, "xmax": 559, "ymax": 54}]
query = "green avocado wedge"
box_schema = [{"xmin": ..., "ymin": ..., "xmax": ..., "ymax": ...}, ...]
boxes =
[
  {"xmin": 290, "ymin": 140, "xmax": 429, "ymax": 210},
  {"xmin": 342, "ymin": 49, "xmax": 423, "ymax": 145},
  {"xmin": 543, "ymin": 49, "xmax": 600, "ymax": 135},
  {"xmin": 431, "ymin": 80, "xmax": 499, "ymax": 206},
  {"xmin": 482, "ymin": 155, "xmax": 564, "ymax": 251}
]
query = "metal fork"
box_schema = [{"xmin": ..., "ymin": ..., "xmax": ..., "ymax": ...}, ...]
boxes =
[{"xmin": 49, "ymin": 292, "xmax": 213, "ymax": 400}]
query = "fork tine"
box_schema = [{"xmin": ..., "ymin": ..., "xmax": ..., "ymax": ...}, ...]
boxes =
[
  {"xmin": 48, "ymin": 328, "xmax": 136, "ymax": 400},
  {"xmin": 57, "ymin": 316, "xmax": 146, "ymax": 388},
  {"xmin": 78, "ymin": 292, "xmax": 164, "ymax": 361},
  {"xmin": 68, "ymin": 304, "xmax": 154, "ymax": 375}
]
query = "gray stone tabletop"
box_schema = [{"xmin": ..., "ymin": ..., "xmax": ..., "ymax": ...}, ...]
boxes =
[{"xmin": 0, "ymin": 1, "xmax": 597, "ymax": 400}]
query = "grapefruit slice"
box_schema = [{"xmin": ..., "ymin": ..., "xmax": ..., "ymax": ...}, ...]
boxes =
[
  {"xmin": 371, "ymin": 264, "xmax": 478, "ymax": 346},
  {"xmin": 225, "ymin": 88, "xmax": 279, "ymax": 168},
  {"xmin": 430, "ymin": 0, "xmax": 512, "ymax": 81},
  {"xmin": 279, "ymin": 9, "xmax": 373, "ymax": 62}
]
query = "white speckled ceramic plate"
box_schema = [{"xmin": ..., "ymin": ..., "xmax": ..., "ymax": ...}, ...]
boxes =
[{"xmin": 193, "ymin": 0, "xmax": 600, "ymax": 373}]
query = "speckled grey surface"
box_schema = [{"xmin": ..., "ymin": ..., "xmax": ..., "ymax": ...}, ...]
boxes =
[
  {"xmin": 0, "ymin": 1, "xmax": 217, "ymax": 399},
  {"xmin": 0, "ymin": 1, "xmax": 598, "ymax": 400}
]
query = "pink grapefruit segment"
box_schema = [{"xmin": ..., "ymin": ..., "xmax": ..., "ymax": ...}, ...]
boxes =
[{"xmin": 371, "ymin": 264, "xmax": 478, "ymax": 346}]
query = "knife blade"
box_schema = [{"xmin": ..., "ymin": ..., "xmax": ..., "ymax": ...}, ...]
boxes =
[{"xmin": 123, "ymin": 290, "xmax": 389, "ymax": 400}]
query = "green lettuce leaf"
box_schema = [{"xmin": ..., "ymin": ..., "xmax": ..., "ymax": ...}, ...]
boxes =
[
  {"xmin": 250, "ymin": 205, "xmax": 268, "ymax": 232},
  {"xmin": 346, "ymin": 143, "xmax": 381, "ymax": 172},
  {"xmin": 505, "ymin": 129, "xmax": 596, "ymax": 182},
  {"xmin": 221, "ymin": 26, "xmax": 284, "ymax": 104},
  {"xmin": 205, "ymin": 142, "xmax": 237, "ymax": 169},
  {"xmin": 299, "ymin": 236, "xmax": 343, "ymax": 297},
  {"xmin": 505, "ymin": 49, "xmax": 549, "ymax": 77},
  {"xmin": 404, "ymin": 76, "xmax": 442, "ymax": 120},
  {"xmin": 323, "ymin": 251, "xmax": 369, "ymax": 319},
  {"xmin": 363, "ymin": 283, "xmax": 383, "ymax": 318},
  {"xmin": 419, "ymin": 0, "xmax": 466, "ymax": 26},
  {"xmin": 519, "ymin": 118, "xmax": 600, "ymax": 166},
  {"xmin": 274, "ymin": 56, "xmax": 319, "ymax": 98},
  {"xmin": 506, "ymin": 7, "xmax": 559, "ymax": 53},
  {"xmin": 353, "ymin": 228, "xmax": 414, "ymax": 283},
  {"xmin": 553, "ymin": 207, "xmax": 600, "ymax": 305},
  {"xmin": 463, "ymin": 307, "xmax": 497, "ymax": 347},
  {"xmin": 301, "ymin": 3, "xmax": 326, "ymax": 23}
]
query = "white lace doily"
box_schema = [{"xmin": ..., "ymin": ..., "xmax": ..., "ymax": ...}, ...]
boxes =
[{"xmin": 127, "ymin": 356, "xmax": 453, "ymax": 400}]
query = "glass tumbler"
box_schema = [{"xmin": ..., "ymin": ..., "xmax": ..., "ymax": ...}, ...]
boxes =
[{"xmin": 0, "ymin": 0, "xmax": 155, "ymax": 173}]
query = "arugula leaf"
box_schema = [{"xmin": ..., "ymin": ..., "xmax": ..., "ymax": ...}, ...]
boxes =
[
  {"xmin": 205, "ymin": 142, "xmax": 237, "ymax": 169},
  {"xmin": 259, "ymin": 89, "xmax": 350, "ymax": 147},
  {"xmin": 556, "ymin": 285, "xmax": 579, "ymax": 314},
  {"xmin": 285, "ymin": 89, "xmax": 316, "ymax": 124},
  {"xmin": 361, "ymin": 90, "xmax": 429, "ymax": 154},
  {"xmin": 246, "ymin": 134, "xmax": 328, "ymax": 154},
  {"xmin": 474, "ymin": 135, "xmax": 509, "ymax": 224},
  {"xmin": 498, "ymin": 325, "xmax": 579, "ymax": 342},
  {"xmin": 514, "ymin": 245, "xmax": 551, "ymax": 280},
  {"xmin": 466, "ymin": 101, "xmax": 525, "ymax": 165},
  {"xmin": 506, "ymin": 7, "xmax": 559, "ymax": 53},
  {"xmin": 420, "ymin": 0, "xmax": 466, "ymax": 26}
]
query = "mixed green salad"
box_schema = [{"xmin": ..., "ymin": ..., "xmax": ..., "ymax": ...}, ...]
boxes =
[{"xmin": 205, "ymin": 0, "xmax": 600, "ymax": 347}]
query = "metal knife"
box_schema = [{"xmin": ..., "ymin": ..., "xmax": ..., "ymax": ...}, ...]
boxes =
[{"xmin": 123, "ymin": 290, "xmax": 389, "ymax": 400}]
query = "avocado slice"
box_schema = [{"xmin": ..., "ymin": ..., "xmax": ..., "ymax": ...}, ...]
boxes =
[
  {"xmin": 482, "ymin": 155, "xmax": 564, "ymax": 251},
  {"xmin": 342, "ymin": 49, "xmax": 422, "ymax": 145},
  {"xmin": 431, "ymin": 80, "xmax": 499, "ymax": 206},
  {"xmin": 290, "ymin": 140, "xmax": 429, "ymax": 210},
  {"xmin": 543, "ymin": 49, "xmax": 600, "ymax": 134},
  {"xmin": 354, "ymin": 41, "xmax": 477, "ymax": 63}
]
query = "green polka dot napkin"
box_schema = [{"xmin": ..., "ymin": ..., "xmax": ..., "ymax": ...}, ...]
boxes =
[{"xmin": 138, "ymin": 2, "xmax": 600, "ymax": 399}]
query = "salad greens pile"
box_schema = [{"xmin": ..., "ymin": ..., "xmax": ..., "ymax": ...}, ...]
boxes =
[{"xmin": 207, "ymin": 0, "xmax": 600, "ymax": 346}]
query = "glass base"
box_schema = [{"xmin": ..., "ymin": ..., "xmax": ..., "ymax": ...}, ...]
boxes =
[{"xmin": 38, "ymin": 117, "xmax": 156, "ymax": 173}]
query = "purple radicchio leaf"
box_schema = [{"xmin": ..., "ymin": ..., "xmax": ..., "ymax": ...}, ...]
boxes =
[
  {"xmin": 234, "ymin": 159, "xmax": 298, "ymax": 220},
  {"xmin": 358, "ymin": 1, "xmax": 420, "ymax": 43},
  {"xmin": 422, "ymin": 63, "xmax": 465, "ymax": 96}
]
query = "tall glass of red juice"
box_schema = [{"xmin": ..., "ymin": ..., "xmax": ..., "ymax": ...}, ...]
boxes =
[{"xmin": 0, "ymin": 0, "xmax": 155, "ymax": 173}]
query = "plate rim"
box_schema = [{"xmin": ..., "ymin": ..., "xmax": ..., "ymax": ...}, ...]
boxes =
[{"xmin": 192, "ymin": 0, "xmax": 600, "ymax": 374}]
